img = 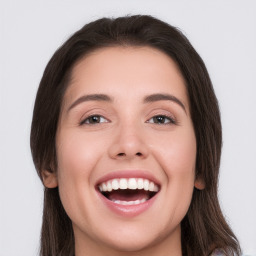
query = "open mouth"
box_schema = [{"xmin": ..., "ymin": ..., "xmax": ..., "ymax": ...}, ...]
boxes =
[{"xmin": 97, "ymin": 178, "xmax": 160, "ymax": 205}]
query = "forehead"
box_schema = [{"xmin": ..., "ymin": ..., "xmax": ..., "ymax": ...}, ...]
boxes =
[{"xmin": 63, "ymin": 46, "xmax": 189, "ymax": 109}]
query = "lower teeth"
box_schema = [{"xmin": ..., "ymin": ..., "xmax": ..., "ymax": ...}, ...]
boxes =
[{"xmin": 112, "ymin": 198, "xmax": 147, "ymax": 205}]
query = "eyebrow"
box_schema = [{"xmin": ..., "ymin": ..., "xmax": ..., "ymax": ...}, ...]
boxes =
[
  {"xmin": 67, "ymin": 93, "xmax": 186, "ymax": 113},
  {"xmin": 68, "ymin": 94, "xmax": 112, "ymax": 111},
  {"xmin": 143, "ymin": 93, "xmax": 186, "ymax": 113}
]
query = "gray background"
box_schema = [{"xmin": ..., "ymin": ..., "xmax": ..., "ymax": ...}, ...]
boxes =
[{"xmin": 1, "ymin": 0, "xmax": 255, "ymax": 255}]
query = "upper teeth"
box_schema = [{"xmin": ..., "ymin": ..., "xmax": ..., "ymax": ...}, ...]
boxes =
[{"xmin": 98, "ymin": 178, "xmax": 159, "ymax": 192}]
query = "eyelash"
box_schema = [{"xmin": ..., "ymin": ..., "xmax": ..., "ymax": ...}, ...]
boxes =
[
  {"xmin": 80, "ymin": 114, "xmax": 176, "ymax": 125},
  {"xmin": 146, "ymin": 115, "xmax": 176, "ymax": 125},
  {"xmin": 80, "ymin": 115, "xmax": 109, "ymax": 125}
]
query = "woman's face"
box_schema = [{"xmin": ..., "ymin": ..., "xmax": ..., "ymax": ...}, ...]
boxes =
[{"xmin": 44, "ymin": 46, "xmax": 203, "ymax": 255}]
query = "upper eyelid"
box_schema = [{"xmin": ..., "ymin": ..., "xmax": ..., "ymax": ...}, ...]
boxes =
[
  {"xmin": 78, "ymin": 108, "xmax": 111, "ymax": 122},
  {"xmin": 81, "ymin": 114, "xmax": 176, "ymax": 123},
  {"xmin": 80, "ymin": 114, "xmax": 109, "ymax": 125},
  {"xmin": 147, "ymin": 114, "xmax": 176, "ymax": 124},
  {"xmin": 77, "ymin": 107, "xmax": 178, "ymax": 123},
  {"xmin": 146, "ymin": 108, "xmax": 176, "ymax": 119}
]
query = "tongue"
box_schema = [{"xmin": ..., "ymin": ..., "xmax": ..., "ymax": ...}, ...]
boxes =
[{"xmin": 107, "ymin": 190, "xmax": 150, "ymax": 201}]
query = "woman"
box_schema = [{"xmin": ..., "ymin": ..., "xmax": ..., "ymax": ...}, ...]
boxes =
[{"xmin": 30, "ymin": 15, "xmax": 241, "ymax": 256}]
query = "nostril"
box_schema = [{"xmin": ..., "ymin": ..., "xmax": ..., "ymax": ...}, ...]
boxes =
[{"xmin": 116, "ymin": 152, "xmax": 143, "ymax": 157}]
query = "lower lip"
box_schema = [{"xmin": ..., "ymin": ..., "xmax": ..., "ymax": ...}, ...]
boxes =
[{"xmin": 97, "ymin": 191, "xmax": 158, "ymax": 218}]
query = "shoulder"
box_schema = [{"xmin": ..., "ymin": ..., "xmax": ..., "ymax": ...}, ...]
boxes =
[{"xmin": 210, "ymin": 249, "xmax": 225, "ymax": 256}]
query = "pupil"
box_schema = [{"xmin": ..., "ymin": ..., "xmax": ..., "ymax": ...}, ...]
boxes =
[
  {"xmin": 90, "ymin": 116, "xmax": 100, "ymax": 123},
  {"xmin": 154, "ymin": 116, "xmax": 165, "ymax": 123}
]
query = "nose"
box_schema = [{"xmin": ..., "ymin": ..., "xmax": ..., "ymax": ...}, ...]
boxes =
[{"xmin": 108, "ymin": 124, "xmax": 149, "ymax": 160}]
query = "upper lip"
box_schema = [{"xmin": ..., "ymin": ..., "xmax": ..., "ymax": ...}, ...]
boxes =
[{"xmin": 95, "ymin": 170, "xmax": 161, "ymax": 188}]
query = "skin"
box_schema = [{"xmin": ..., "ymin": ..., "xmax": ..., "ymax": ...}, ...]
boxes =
[{"xmin": 43, "ymin": 46, "xmax": 204, "ymax": 256}]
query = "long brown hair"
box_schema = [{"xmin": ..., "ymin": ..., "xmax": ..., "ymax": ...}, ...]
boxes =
[{"xmin": 30, "ymin": 15, "xmax": 241, "ymax": 256}]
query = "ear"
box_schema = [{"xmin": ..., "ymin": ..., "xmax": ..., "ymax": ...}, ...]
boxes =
[
  {"xmin": 42, "ymin": 170, "xmax": 58, "ymax": 188},
  {"xmin": 194, "ymin": 176, "xmax": 205, "ymax": 190}
]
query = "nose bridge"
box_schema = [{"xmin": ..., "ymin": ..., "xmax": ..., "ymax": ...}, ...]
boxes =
[{"xmin": 108, "ymin": 121, "xmax": 148, "ymax": 159}]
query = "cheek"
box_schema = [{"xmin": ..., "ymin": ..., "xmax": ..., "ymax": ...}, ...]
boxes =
[
  {"xmin": 56, "ymin": 131, "xmax": 102, "ymax": 178},
  {"xmin": 159, "ymin": 131, "xmax": 197, "ymax": 195},
  {"xmin": 152, "ymin": 128, "xmax": 197, "ymax": 176},
  {"xmin": 55, "ymin": 131, "xmax": 102, "ymax": 216},
  {"xmin": 150, "ymin": 128, "xmax": 196, "ymax": 223}
]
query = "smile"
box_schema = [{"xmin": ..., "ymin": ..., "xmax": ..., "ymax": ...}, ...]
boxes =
[
  {"xmin": 96, "ymin": 171, "xmax": 161, "ymax": 217},
  {"xmin": 98, "ymin": 178, "xmax": 159, "ymax": 205}
]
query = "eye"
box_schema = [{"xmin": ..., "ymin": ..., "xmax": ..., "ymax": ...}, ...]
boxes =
[
  {"xmin": 80, "ymin": 115, "xmax": 108, "ymax": 125},
  {"xmin": 147, "ymin": 115, "xmax": 176, "ymax": 125}
]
